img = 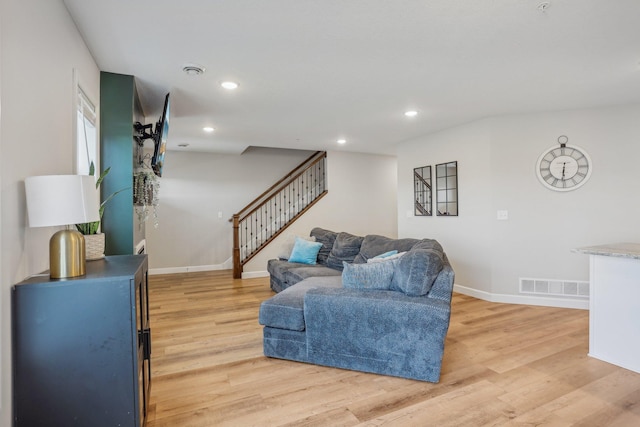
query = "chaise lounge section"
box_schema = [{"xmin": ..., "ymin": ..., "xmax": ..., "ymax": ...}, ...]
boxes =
[{"xmin": 259, "ymin": 228, "xmax": 455, "ymax": 382}]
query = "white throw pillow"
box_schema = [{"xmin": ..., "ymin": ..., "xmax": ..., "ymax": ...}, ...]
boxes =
[
  {"xmin": 278, "ymin": 234, "xmax": 316, "ymax": 260},
  {"xmin": 367, "ymin": 251, "xmax": 407, "ymax": 263}
]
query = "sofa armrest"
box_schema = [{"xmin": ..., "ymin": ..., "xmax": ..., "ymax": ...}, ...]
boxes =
[{"xmin": 303, "ymin": 287, "xmax": 451, "ymax": 382}]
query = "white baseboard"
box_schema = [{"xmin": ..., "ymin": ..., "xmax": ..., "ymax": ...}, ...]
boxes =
[
  {"xmin": 149, "ymin": 264, "xmax": 225, "ymax": 275},
  {"xmin": 149, "ymin": 257, "xmax": 234, "ymax": 275},
  {"xmin": 241, "ymin": 270, "xmax": 269, "ymax": 279},
  {"xmin": 453, "ymin": 284, "xmax": 589, "ymax": 310},
  {"xmin": 150, "ymin": 266, "xmax": 269, "ymax": 279}
]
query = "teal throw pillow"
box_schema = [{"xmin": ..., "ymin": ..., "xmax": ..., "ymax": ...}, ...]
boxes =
[
  {"xmin": 373, "ymin": 250, "xmax": 398, "ymax": 259},
  {"xmin": 342, "ymin": 259, "xmax": 398, "ymax": 290},
  {"xmin": 277, "ymin": 234, "xmax": 316, "ymax": 260},
  {"xmin": 288, "ymin": 237, "xmax": 323, "ymax": 264}
]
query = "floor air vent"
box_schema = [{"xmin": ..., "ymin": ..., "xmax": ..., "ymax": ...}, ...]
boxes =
[{"xmin": 520, "ymin": 278, "xmax": 589, "ymax": 298}]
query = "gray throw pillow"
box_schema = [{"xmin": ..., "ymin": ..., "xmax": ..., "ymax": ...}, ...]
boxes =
[
  {"xmin": 390, "ymin": 248, "xmax": 444, "ymax": 296},
  {"xmin": 353, "ymin": 234, "xmax": 418, "ymax": 264},
  {"xmin": 411, "ymin": 238, "xmax": 444, "ymax": 252},
  {"xmin": 326, "ymin": 232, "xmax": 364, "ymax": 271},
  {"xmin": 342, "ymin": 260, "xmax": 397, "ymax": 290},
  {"xmin": 310, "ymin": 227, "xmax": 338, "ymax": 265}
]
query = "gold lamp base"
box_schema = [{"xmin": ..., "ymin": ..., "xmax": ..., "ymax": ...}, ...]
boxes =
[{"xmin": 50, "ymin": 229, "xmax": 86, "ymax": 279}]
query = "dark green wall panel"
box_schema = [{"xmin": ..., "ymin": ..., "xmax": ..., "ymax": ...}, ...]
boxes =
[{"xmin": 100, "ymin": 72, "xmax": 143, "ymax": 255}]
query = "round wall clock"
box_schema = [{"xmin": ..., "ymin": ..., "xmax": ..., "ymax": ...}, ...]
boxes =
[{"xmin": 536, "ymin": 136, "xmax": 592, "ymax": 192}]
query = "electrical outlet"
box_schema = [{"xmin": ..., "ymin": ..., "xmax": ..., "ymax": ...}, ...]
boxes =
[{"xmin": 497, "ymin": 210, "xmax": 509, "ymax": 220}]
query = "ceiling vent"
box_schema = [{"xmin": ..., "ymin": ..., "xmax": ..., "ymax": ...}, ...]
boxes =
[
  {"xmin": 182, "ymin": 64, "xmax": 205, "ymax": 76},
  {"xmin": 537, "ymin": 2, "xmax": 551, "ymax": 12}
]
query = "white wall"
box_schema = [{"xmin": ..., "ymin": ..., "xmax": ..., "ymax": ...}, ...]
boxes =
[
  {"xmin": 398, "ymin": 104, "xmax": 640, "ymax": 306},
  {"xmin": 398, "ymin": 119, "xmax": 494, "ymax": 293},
  {"xmin": 244, "ymin": 150, "xmax": 398, "ymax": 276},
  {"xmin": 145, "ymin": 149, "xmax": 397, "ymax": 276},
  {"xmin": 0, "ymin": 0, "xmax": 100, "ymax": 422},
  {"xmin": 144, "ymin": 147, "xmax": 315, "ymax": 272}
]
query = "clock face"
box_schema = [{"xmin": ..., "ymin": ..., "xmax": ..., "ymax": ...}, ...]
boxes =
[{"xmin": 536, "ymin": 144, "xmax": 592, "ymax": 191}]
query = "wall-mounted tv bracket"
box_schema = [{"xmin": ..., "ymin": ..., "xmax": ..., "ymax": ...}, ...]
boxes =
[
  {"xmin": 134, "ymin": 122, "xmax": 156, "ymax": 167},
  {"xmin": 133, "ymin": 122, "xmax": 154, "ymax": 145}
]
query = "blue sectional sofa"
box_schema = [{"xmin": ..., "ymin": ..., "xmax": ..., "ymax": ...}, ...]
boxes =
[{"xmin": 259, "ymin": 228, "xmax": 455, "ymax": 382}]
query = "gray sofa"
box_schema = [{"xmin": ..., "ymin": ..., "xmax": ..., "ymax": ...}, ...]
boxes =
[{"xmin": 258, "ymin": 228, "xmax": 455, "ymax": 382}]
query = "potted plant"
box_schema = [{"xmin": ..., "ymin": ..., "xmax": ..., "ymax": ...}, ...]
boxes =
[{"xmin": 76, "ymin": 162, "xmax": 126, "ymax": 259}]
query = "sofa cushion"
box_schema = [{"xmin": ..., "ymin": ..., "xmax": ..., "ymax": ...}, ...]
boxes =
[
  {"xmin": 288, "ymin": 237, "xmax": 323, "ymax": 264},
  {"xmin": 310, "ymin": 228, "xmax": 338, "ymax": 265},
  {"xmin": 411, "ymin": 238, "xmax": 444, "ymax": 252},
  {"xmin": 267, "ymin": 259, "xmax": 297, "ymax": 280},
  {"xmin": 283, "ymin": 264, "xmax": 341, "ymax": 285},
  {"xmin": 267, "ymin": 259, "xmax": 340, "ymax": 292},
  {"xmin": 326, "ymin": 232, "xmax": 364, "ymax": 270},
  {"xmin": 353, "ymin": 235, "xmax": 419, "ymax": 264},
  {"xmin": 391, "ymin": 248, "xmax": 444, "ymax": 296},
  {"xmin": 342, "ymin": 259, "xmax": 398, "ymax": 290},
  {"xmin": 259, "ymin": 276, "xmax": 343, "ymax": 331}
]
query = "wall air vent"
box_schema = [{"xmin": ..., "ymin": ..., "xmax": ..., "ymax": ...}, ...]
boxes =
[{"xmin": 520, "ymin": 277, "xmax": 589, "ymax": 298}]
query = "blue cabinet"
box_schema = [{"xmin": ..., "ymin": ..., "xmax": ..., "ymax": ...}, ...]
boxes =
[{"xmin": 12, "ymin": 255, "xmax": 151, "ymax": 426}]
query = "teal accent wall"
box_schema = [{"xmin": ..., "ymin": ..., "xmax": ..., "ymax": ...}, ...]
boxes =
[{"xmin": 100, "ymin": 72, "xmax": 143, "ymax": 255}]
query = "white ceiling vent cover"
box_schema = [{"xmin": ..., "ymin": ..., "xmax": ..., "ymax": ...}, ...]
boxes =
[{"xmin": 520, "ymin": 277, "xmax": 589, "ymax": 298}]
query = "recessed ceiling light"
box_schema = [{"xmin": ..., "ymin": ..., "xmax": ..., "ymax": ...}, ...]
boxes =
[
  {"xmin": 203, "ymin": 127, "xmax": 215, "ymax": 132},
  {"xmin": 405, "ymin": 110, "xmax": 418, "ymax": 117},
  {"xmin": 220, "ymin": 81, "xmax": 239, "ymax": 90},
  {"xmin": 337, "ymin": 139, "xmax": 346, "ymax": 144},
  {"xmin": 183, "ymin": 64, "xmax": 205, "ymax": 76}
]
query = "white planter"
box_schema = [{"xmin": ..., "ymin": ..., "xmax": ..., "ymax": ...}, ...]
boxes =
[{"xmin": 85, "ymin": 233, "xmax": 105, "ymax": 260}]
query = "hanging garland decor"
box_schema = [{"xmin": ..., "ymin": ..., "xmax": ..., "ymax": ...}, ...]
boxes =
[{"xmin": 133, "ymin": 170, "xmax": 160, "ymax": 228}]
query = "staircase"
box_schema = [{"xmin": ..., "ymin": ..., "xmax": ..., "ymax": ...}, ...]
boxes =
[{"xmin": 232, "ymin": 151, "xmax": 327, "ymax": 278}]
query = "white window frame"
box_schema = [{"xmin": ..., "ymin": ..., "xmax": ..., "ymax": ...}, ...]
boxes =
[{"xmin": 72, "ymin": 69, "xmax": 99, "ymax": 176}]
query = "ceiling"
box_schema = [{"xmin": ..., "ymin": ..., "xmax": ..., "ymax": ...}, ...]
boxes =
[{"xmin": 63, "ymin": 0, "xmax": 640, "ymax": 156}]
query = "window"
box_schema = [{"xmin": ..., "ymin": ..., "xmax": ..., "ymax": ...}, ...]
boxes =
[{"xmin": 76, "ymin": 84, "xmax": 98, "ymax": 175}]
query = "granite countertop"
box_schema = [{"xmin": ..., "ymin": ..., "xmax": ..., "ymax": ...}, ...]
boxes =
[{"xmin": 573, "ymin": 242, "xmax": 640, "ymax": 260}]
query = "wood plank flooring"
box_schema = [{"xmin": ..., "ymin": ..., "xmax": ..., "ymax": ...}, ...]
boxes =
[{"xmin": 145, "ymin": 270, "xmax": 640, "ymax": 426}]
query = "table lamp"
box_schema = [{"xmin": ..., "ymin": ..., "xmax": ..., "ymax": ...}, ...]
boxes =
[{"xmin": 25, "ymin": 175, "xmax": 100, "ymax": 279}]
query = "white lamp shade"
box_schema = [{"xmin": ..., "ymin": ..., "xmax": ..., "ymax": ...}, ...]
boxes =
[{"xmin": 25, "ymin": 175, "xmax": 101, "ymax": 227}]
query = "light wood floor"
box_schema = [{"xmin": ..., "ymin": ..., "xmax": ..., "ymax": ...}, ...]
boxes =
[{"xmin": 145, "ymin": 270, "xmax": 640, "ymax": 426}]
